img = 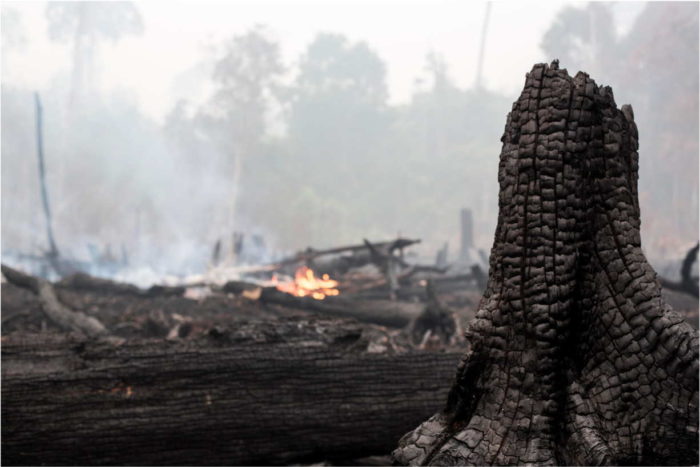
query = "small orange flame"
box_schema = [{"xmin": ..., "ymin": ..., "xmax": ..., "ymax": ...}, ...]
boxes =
[{"xmin": 276, "ymin": 266, "xmax": 340, "ymax": 300}]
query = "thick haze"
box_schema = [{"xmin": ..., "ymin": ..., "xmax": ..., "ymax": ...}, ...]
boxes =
[
  {"xmin": 2, "ymin": 1, "xmax": 697, "ymax": 284},
  {"xmin": 4, "ymin": 1, "xmax": 645, "ymax": 120}
]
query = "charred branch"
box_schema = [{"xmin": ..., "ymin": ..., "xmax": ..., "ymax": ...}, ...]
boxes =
[
  {"xmin": 659, "ymin": 242, "xmax": 699, "ymax": 297},
  {"xmin": 257, "ymin": 287, "xmax": 424, "ymax": 328},
  {"xmin": 2, "ymin": 265, "xmax": 110, "ymax": 339},
  {"xmin": 277, "ymin": 238, "xmax": 420, "ymax": 269}
]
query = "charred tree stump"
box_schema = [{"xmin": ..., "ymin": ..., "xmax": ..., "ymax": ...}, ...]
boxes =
[
  {"xmin": 393, "ymin": 62, "xmax": 699, "ymax": 466},
  {"xmin": 408, "ymin": 280, "xmax": 457, "ymax": 347},
  {"xmin": 2, "ymin": 320, "xmax": 460, "ymax": 466}
]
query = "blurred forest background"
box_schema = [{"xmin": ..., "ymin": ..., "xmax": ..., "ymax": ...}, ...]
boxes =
[{"xmin": 2, "ymin": 1, "xmax": 698, "ymax": 285}]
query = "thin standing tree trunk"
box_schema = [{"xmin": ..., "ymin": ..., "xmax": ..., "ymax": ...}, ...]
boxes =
[
  {"xmin": 34, "ymin": 93, "xmax": 60, "ymax": 262},
  {"xmin": 474, "ymin": 2, "xmax": 492, "ymax": 89}
]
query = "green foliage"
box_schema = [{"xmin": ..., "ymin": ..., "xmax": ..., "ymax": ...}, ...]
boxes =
[
  {"xmin": 287, "ymin": 33, "xmax": 390, "ymax": 166},
  {"xmin": 206, "ymin": 25, "xmax": 284, "ymax": 156},
  {"xmin": 244, "ymin": 33, "xmax": 395, "ymax": 248},
  {"xmin": 236, "ymin": 44, "xmax": 509, "ymax": 252},
  {"xmin": 4, "ymin": 4, "xmax": 696, "ymax": 276}
]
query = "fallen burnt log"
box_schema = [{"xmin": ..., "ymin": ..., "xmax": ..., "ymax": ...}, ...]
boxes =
[
  {"xmin": 347, "ymin": 270, "xmax": 485, "ymax": 302},
  {"xmin": 394, "ymin": 62, "xmax": 699, "ymax": 465},
  {"xmin": 57, "ymin": 272, "xmax": 186, "ymax": 298},
  {"xmin": 4, "ymin": 266, "xmax": 186, "ymax": 301},
  {"xmin": 258, "ymin": 287, "xmax": 424, "ymax": 328},
  {"xmin": 2, "ymin": 319, "xmax": 460, "ymax": 466}
]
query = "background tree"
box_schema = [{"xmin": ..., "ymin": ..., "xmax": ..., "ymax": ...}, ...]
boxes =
[
  {"xmin": 616, "ymin": 2, "xmax": 699, "ymax": 261},
  {"xmin": 287, "ymin": 33, "xmax": 389, "ymax": 180},
  {"xmin": 45, "ymin": 2, "xmax": 143, "ymax": 108},
  {"xmin": 385, "ymin": 52, "xmax": 509, "ymax": 251},
  {"xmin": 241, "ymin": 43, "xmax": 511, "ymax": 253},
  {"xmin": 541, "ymin": 2, "xmax": 698, "ymax": 264},
  {"xmin": 540, "ymin": 3, "xmax": 617, "ymax": 78},
  {"xmin": 196, "ymin": 26, "xmax": 285, "ymax": 261},
  {"xmin": 1, "ymin": 6, "xmax": 26, "ymax": 63},
  {"xmin": 279, "ymin": 33, "xmax": 392, "ymax": 247}
]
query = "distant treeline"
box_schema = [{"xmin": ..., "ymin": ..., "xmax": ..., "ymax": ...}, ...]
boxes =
[{"xmin": 1, "ymin": 2, "xmax": 697, "ymax": 278}]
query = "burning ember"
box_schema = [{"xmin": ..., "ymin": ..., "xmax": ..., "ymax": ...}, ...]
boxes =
[{"xmin": 275, "ymin": 266, "xmax": 340, "ymax": 300}]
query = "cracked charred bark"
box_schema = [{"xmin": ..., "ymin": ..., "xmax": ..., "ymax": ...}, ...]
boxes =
[
  {"xmin": 2, "ymin": 324, "xmax": 459, "ymax": 466},
  {"xmin": 393, "ymin": 62, "xmax": 699, "ymax": 466}
]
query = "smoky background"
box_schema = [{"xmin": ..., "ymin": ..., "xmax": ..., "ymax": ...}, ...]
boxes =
[{"xmin": 1, "ymin": 1, "xmax": 697, "ymax": 286}]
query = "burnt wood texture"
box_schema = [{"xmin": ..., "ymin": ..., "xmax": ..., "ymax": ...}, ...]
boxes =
[
  {"xmin": 393, "ymin": 62, "xmax": 699, "ymax": 466},
  {"xmin": 2, "ymin": 322, "xmax": 459, "ymax": 465}
]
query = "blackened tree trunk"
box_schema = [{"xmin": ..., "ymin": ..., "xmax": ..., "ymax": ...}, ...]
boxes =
[{"xmin": 393, "ymin": 62, "xmax": 699, "ymax": 466}]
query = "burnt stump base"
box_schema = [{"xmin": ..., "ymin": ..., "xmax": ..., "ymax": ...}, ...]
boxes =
[{"xmin": 393, "ymin": 62, "xmax": 699, "ymax": 466}]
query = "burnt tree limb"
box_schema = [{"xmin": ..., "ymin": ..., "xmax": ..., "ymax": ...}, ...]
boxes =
[
  {"xmin": 2, "ymin": 320, "xmax": 460, "ymax": 466},
  {"xmin": 257, "ymin": 287, "xmax": 424, "ymax": 328},
  {"xmin": 274, "ymin": 238, "xmax": 420, "ymax": 273},
  {"xmin": 56, "ymin": 272, "xmax": 186, "ymax": 298},
  {"xmin": 659, "ymin": 243, "xmax": 699, "ymax": 298},
  {"xmin": 680, "ymin": 243, "xmax": 699, "ymax": 295},
  {"xmin": 2, "ymin": 264, "xmax": 110, "ymax": 339},
  {"xmin": 393, "ymin": 62, "xmax": 699, "ymax": 466}
]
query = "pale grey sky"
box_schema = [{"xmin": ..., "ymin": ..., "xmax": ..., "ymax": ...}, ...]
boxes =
[{"xmin": 2, "ymin": 1, "xmax": 645, "ymax": 121}]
